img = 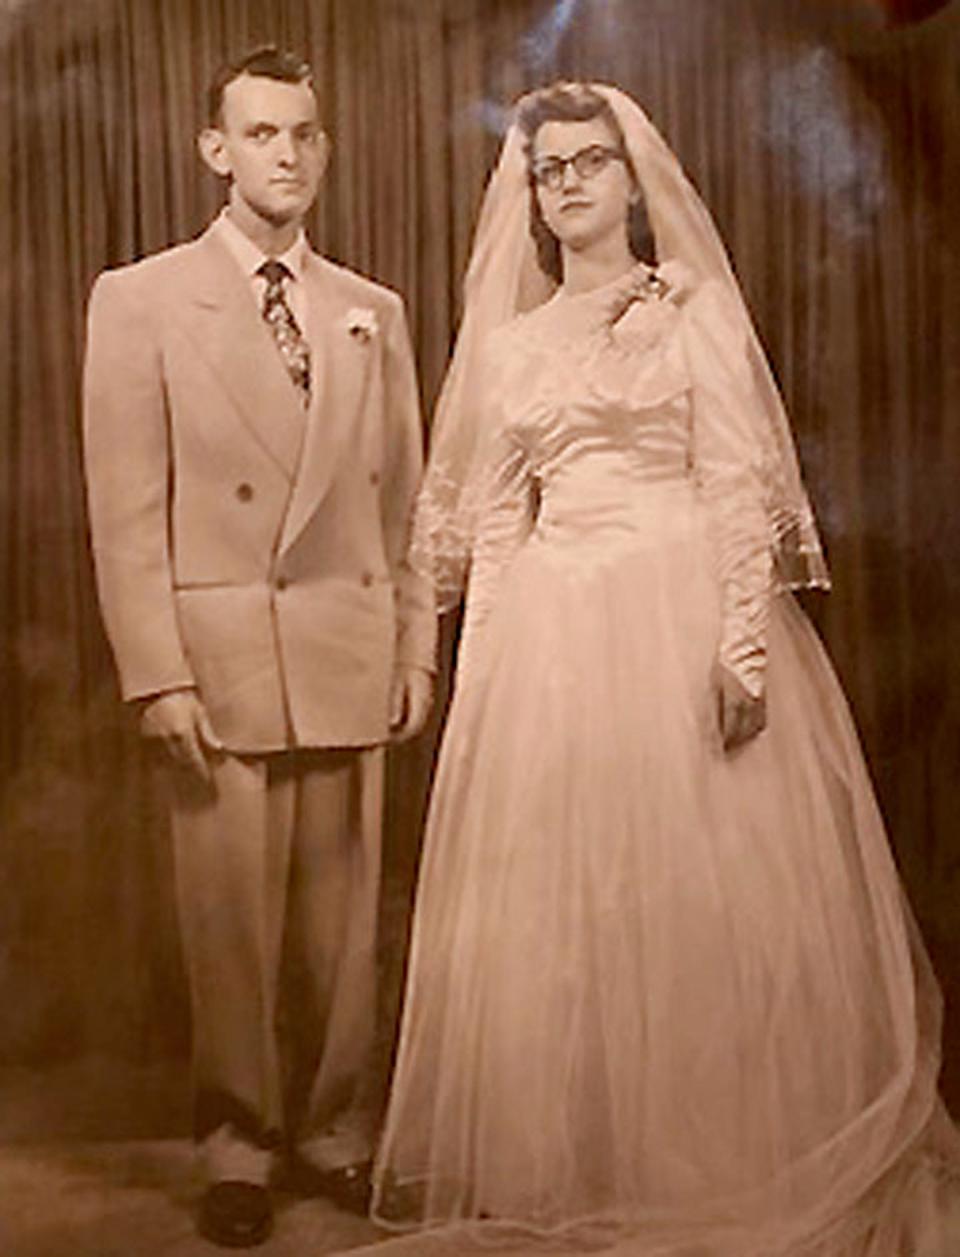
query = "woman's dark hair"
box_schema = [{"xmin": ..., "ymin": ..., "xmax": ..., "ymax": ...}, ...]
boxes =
[
  {"xmin": 208, "ymin": 45, "xmax": 315, "ymax": 127},
  {"xmin": 516, "ymin": 83, "xmax": 655, "ymax": 282}
]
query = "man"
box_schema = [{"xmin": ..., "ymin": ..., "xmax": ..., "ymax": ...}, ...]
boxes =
[{"xmin": 83, "ymin": 46, "xmax": 435, "ymax": 1248}]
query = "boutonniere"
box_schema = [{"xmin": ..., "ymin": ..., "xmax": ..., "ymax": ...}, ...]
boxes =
[{"xmin": 345, "ymin": 307, "xmax": 378, "ymax": 343}]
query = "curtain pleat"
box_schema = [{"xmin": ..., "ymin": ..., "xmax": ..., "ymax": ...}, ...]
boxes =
[{"xmin": 1, "ymin": 0, "xmax": 958, "ymax": 1102}]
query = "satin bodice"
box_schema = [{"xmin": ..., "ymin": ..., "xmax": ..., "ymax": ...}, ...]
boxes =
[
  {"xmin": 460, "ymin": 270, "xmax": 773, "ymax": 697},
  {"xmin": 501, "ymin": 288, "xmax": 695, "ymax": 547}
]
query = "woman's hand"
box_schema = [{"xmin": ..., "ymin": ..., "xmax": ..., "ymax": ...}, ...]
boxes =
[{"xmin": 712, "ymin": 661, "xmax": 766, "ymax": 752}]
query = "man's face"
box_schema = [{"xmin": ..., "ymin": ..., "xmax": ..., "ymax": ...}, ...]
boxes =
[{"xmin": 203, "ymin": 72, "xmax": 328, "ymax": 225}]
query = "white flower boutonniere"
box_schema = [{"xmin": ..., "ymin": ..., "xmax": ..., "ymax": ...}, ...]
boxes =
[{"xmin": 346, "ymin": 307, "xmax": 378, "ymax": 343}]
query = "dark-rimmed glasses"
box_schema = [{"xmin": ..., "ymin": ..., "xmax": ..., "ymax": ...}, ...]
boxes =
[{"xmin": 531, "ymin": 144, "xmax": 626, "ymax": 191}]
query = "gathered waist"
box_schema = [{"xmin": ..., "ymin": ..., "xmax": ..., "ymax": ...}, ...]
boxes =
[{"xmin": 535, "ymin": 458, "xmax": 697, "ymax": 547}]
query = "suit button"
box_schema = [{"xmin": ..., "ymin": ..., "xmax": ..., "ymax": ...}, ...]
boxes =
[
  {"xmin": 275, "ymin": 575, "xmax": 289, "ymax": 591},
  {"xmin": 360, "ymin": 571, "xmax": 374, "ymax": 588},
  {"xmin": 369, "ymin": 470, "xmax": 380, "ymax": 486},
  {"xmin": 236, "ymin": 482, "xmax": 254, "ymax": 502}
]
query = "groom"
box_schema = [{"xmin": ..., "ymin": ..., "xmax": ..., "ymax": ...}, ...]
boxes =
[{"xmin": 83, "ymin": 46, "xmax": 435, "ymax": 1247}]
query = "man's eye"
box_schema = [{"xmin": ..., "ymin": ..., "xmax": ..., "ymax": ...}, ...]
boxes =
[{"xmin": 249, "ymin": 126, "xmax": 275, "ymax": 142}]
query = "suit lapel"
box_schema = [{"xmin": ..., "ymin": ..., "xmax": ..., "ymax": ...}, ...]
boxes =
[
  {"xmin": 278, "ymin": 254, "xmax": 373, "ymax": 552},
  {"xmin": 175, "ymin": 228, "xmax": 306, "ymax": 481}
]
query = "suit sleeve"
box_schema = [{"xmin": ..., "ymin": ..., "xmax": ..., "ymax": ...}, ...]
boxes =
[
  {"xmin": 380, "ymin": 293, "xmax": 438, "ymax": 674},
  {"xmin": 83, "ymin": 271, "xmax": 195, "ymax": 701}
]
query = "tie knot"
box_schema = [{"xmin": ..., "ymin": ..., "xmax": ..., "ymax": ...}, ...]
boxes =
[{"xmin": 259, "ymin": 259, "xmax": 291, "ymax": 287}]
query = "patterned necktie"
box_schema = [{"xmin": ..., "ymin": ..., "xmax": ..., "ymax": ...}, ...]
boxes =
[{"xmin": 258, "ymin": 259, "xmax": 311, "ymax": 407}]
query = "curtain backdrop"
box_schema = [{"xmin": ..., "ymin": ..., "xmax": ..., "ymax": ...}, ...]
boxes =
[{"xmin": 1, "ymin": 0, "xmax": 958, "ymax": 1102}]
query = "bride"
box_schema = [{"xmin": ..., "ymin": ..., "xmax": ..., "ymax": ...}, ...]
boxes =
[{"xmin": 359, "ymin": 83, "xmax": 960, "ymax": 1255}]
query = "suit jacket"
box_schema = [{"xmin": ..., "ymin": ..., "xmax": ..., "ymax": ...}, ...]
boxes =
[{"xmin": 83, "ymin": 222, "xmax": 436, "ymax": 753}]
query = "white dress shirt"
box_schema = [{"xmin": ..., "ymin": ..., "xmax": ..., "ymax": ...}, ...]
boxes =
[{"xmin": 212, "ymin": 208, "xmax": 310, "ymax": 334}]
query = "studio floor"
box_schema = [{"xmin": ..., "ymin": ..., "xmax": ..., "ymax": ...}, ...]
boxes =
[
  {"xmin": 0, "ymin": 1059, "xmax": 388, "ymax": 1257},
  {"xmin": 0, "ymin": 1138, "xmax": 382, "ymax": 1257},
  {"xmin": 0, "ymin": 861, "xmax": 422, "ymax": 1257}
]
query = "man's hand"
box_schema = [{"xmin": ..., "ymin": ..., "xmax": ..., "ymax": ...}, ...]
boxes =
[
  {"xmin": 139, "ymin": 689, "xmax": 223, "ymax": 782},
  {"xmin": 713, "ymin": 662, "xmax": 766, "ymax": 753},
  {"xmin": 389, "ymin": 666, "xmax": 434, "ymax": 743}
]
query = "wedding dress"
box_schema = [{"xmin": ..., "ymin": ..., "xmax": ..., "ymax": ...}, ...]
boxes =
[{"xmin": 349, "ymin": 263, "xmax": 960, "ymax": 1256}]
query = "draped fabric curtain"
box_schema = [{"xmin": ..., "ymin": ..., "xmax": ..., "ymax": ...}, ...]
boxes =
[{"xmin": 1, "ymin": 0, "xmax": 958, "ymax": 1098}]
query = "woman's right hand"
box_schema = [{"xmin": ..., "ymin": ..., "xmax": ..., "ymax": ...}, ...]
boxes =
[{"xmin": 712, "ymin": 661, "xmax": 766, "ymax": 752}]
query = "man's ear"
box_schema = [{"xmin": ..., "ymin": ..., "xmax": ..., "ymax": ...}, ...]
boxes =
[
  {"xmin": 316, "ymin": 129, "xmax": 332, "ymax": 179},
  {"xmin": 198, "ymin": 127, "xmax": 231, "ymax": 178}
]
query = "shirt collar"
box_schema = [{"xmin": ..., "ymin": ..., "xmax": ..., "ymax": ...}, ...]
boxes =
[{"xmin": 213, "ymin": 208, "xmax": 309, "ymax": 283}]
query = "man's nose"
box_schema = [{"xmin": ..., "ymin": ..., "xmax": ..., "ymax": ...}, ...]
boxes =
[{"xmin": 275, "ymin": 131, "xmax": 297, "ymax": 164}]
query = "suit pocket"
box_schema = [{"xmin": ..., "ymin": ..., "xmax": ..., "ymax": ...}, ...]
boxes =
[{"xmin": 174, "ymin": 585, "xmax": 286, "ymax": 743}]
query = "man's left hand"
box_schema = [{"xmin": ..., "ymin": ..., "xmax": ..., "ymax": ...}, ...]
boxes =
[{"xmin": 389, "ymin": 666, "xmax": 434, "ymax": 742}]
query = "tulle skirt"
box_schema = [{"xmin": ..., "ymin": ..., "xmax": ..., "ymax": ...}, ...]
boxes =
[{"xmin": 365, "ymin": 482, "xmax": 960, "ymax": 1256}]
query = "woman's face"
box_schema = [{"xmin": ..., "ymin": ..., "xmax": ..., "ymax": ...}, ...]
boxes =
[{"xmin": 532, "ymin": 116, "xmax": 636, "ymax": 259}]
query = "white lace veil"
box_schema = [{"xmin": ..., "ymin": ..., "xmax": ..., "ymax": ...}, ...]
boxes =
[{"xmin": 410, "ymin": 83, "xmax": 830, "ymax": 610}]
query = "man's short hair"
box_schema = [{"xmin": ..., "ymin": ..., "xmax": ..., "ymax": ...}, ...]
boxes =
[{"xmin": 207, "ymin": 45, "xmax": 315, "ymax": 127}]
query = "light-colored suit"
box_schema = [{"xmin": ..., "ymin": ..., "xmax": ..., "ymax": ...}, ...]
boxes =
[
  {"xmin": 84, "ymin": 222, "xmax": 434, "ymax": 747},
  {"xmin": 83, "ymin": 221, "xmax": 435, "ymax": 1177}
]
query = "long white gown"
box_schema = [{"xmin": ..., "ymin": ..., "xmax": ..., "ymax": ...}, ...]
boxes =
[{"xmin": 354, "ymin": 268, "xmax": 960, "ymax": 1256}]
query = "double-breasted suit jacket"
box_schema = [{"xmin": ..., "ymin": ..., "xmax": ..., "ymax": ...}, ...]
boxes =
[{"xmin": 83, "ymin": 223, "xmax": 436, "ymax": 750}]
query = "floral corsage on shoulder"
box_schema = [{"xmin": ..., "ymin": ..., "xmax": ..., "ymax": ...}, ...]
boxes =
[{"xmin": 601, "ymin": 258, "xmax": 692, "ymax": 352}]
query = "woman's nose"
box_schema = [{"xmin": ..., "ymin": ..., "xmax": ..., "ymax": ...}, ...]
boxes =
[{"xmin": 560, "ymin": 160, "xmax": 581, "ymax": 190}]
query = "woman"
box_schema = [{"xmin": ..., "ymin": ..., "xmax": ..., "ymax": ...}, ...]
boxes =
[{"xmin": 365, "ymin": 84, "xmax": 960, "ymax": 1255}]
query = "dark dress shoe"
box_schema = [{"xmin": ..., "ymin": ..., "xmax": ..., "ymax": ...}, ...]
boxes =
[
  {"xmin": 287, "ymin": 1154, "xmax": 373, "ymax": 1216},
  {"xmin": 198, "ymin": 1181, "xmax": 273, "ymax": 1248}
]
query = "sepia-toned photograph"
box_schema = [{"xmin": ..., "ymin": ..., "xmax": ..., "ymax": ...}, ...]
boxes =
[{"xmin": 1, "ymin": 1, "xmax": 959, "ymax": 1254}]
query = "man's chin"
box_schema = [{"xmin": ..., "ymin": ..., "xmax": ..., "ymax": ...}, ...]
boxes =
[
  {"xmin": 262, "ymin": 203, "xmax": 308, "ymax": 226},
  {"xmin": 253, "ymin": 192, "xmax": 315, "ymax": 227}
]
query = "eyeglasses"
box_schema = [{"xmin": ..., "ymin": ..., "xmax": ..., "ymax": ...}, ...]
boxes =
[{"xmin": 531, "ymin": 144, "xmax": 626, "ymax": 191}]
